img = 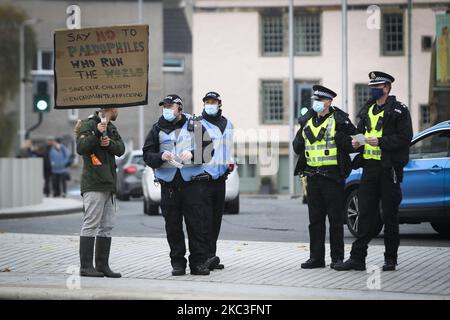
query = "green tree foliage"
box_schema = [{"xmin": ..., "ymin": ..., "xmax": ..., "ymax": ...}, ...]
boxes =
[{"xmin": 0, "ymin": 4, "xmax": 36, "ymax": 156}]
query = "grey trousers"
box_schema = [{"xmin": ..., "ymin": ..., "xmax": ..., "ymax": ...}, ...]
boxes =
[{"xmin": 80, "ymin": 192, "xmax": 116, "ymax": 237}]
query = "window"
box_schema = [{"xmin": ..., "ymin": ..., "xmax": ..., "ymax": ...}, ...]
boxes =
[
  {"xmin": 42, "ymin": 51, "xmax": 52, "ymax": 70},
  {"xmin": 67, "ymin": 109, "xmax": 79, "ymax": 122},
  {"xmin": 382, "ymin": 13, "xmax": 404, "ymax": 55},
  {"xmin": 410, "ymin": 131, "xmax": 450, "ymax": 159},
  {"xmin": 295, "ymin": 82, "xmax": 314, "ymax": 118},
  {"xmin": 162, "ymin": 57, "xmax": 184, "ymax": 73},
  {"xmin": 262, "ymin": 81, "xmax": 283, "ymax": 123},
  {"xmin": 295, "ymin": 14, "xmax": 321, "ymax": 55},
  {"xmin": 421, "ymin": 36, "xmax": 432, "ymax": 52},
  {"xmin": 354, "ymin": 84, "xmax": 371, "ymax": 119},
  {"xmin": 409, "ymin": 130, "xmax": 450, "ymax": 160},
  {"xmin": 420, "ymin": 105, "xmax": 431, "ymax": 128},
  {"xmin": 262, "ymin": 15, "xmax": 283, "ymax": 55},
  {"xmin": 33, "ymin": 50, "xmax": 53, "ymax": 71},
  {"xmin": 131, "ymin": 155, "xmax": 145, "ymax": 166}
]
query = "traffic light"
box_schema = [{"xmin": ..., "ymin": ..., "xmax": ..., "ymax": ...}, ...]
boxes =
[{"xmin": 33, "ymin": 80, "xmax": 50, "ymax": 112}]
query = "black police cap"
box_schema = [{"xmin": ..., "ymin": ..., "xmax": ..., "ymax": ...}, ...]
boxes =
[
  {"xmin": 202, "ymin": 91, "xmax": 222, "ymax": 103},
  {"xmin": 368, "ymin": 71, "xmax": 395, "ymax": 85},
  {"xmin": 311, "ymin": 85, "xmax": 337, "ymax": 100},
  {"xmin": 159, "ymin": 94, "xmax": 183, "ymax": 106}
]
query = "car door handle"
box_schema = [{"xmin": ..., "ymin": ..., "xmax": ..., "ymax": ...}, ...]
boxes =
[{"xmin": 429, "ymin": 165, "xmax": 443, "ymax": 172}]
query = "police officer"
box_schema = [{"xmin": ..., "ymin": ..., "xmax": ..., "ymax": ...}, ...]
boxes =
[
  {"xmin": 293, "ymin": 85, "xmax": 356, "ymax": 269},
  {"xmin": 335, "ymin": 71, "xmax": 413, "ymax": 272},
  {"xmin": 142, "ymin": 94, "xmax": 211, "ymax": 276},
  {"xmin": 198, "ymin": 91, "xmax": 233, "ymax": 271}
]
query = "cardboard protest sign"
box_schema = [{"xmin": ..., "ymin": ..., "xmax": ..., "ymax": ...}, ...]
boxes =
[{"xmin": 54, "ymin": 24, "xmax": 149, "ymax": 109}]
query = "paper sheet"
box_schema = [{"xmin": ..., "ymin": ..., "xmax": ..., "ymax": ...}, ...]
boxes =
[
  {"xmin": 168, "ymin": 159, "xmax": 184, "ymax": 169},
  {"xmin": 351, "ymin": 134, "xmax": 366, "ymax": 145}
]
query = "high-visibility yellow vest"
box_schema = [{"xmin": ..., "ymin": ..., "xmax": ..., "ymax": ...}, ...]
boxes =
[
  {"xmin": 363, "ymin": 104, "xmax": 384, "ymax": 160},
  {"xmin": 302, "ymin": 114, "xmax": 337, "ymax": 167}
]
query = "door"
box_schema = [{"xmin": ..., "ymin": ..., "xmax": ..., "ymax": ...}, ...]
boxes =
[
  {"xmin": 401, "ymin": 129, "xmax": 450, "ymax": 209},
  {"xmin": 277, "ymin": 155, "xmax": 301, "ymax": 195},
  {"xmin": 238, "ymin": 156, "xmax": 259, "ymax": 193}
]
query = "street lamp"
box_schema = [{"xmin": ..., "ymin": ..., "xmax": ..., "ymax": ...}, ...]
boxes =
[
  {"xmin": 137, "ymin": 0, "xmax": 145, "ymax": 149},
  {"xmin": 19, "ymin": 18, "xmax": 40, "ymax": 147}
]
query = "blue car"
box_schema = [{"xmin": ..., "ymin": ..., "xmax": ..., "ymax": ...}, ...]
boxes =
[{"xmin": 344, "ymin": 120, "xmax": 450, "ymax": 237}]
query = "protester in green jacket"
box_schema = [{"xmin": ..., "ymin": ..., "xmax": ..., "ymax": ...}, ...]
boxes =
[
  {"xmin": 76, "ymin": 111, "xmax": 125, "ymax": 194},
  {"xmin": 75, "ymin": 108, "xmax": 125, "ymax": 278}
]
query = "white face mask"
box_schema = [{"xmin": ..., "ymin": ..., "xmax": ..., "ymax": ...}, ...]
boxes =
[
  {"xmin": 312, "ymin": 100, "xmax": 325, "ymax": 113},
  {"xmin": 163, "ymin": 108, "xmax": 176, "ymax": 122},
  {"xmin": 204, "ymin": 104, "xmax": 219, "ymax": 116}
]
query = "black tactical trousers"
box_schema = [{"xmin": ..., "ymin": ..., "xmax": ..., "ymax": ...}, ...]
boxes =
[
  {"xmin": 205, "ymin": 178, "xmax": 226, "ymax": 258},
  {"xmin": 306, "ymin": 174, "xmax": 345, "ymax": 261},
  {"xmin": 350, "ymin": 161, "xmax": 402, "ymax": 262},
  {"xmin": 160, "ymin": 180, "xmax": 210, "ymax": 269}
]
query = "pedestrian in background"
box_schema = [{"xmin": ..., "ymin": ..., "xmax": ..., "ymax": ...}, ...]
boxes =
[
  {"xmin": 43, "ymin": 137, "xmax": 54, "ymax": 197},
  {"xmin": 49, "ymin": 137, "xmax": 71, "ymax": 198},
  {"xmin": 17, "ymin": 139, "xmax": 37, "ymax": 158},
  {"xmin": 34, "ymin": 137, "xmax": 54, "ymax": 197},
  {"xmin": 76, "ymin": 108, "xmax": 125, "ymax": 278}
]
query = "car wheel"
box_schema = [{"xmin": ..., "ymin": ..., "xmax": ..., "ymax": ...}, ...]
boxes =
[
  {"xmin": 117, "ymin": 192, "xmax": 130, "ymax": 201},
  {"xmin": 345, "ymin": 188, "xmax": 383, "ymax": 238},
  {"xmin": 430, "ymin": 222, "xmax": 450, "ymax": 237},
  {"xmin": 143, "ymin": 197, "xmax": 150, "ymax": 215},
  {"xmin": 145, "ymin": 198, "xmax": 160, "ymax": 216},
  {"xmin": 225, "ymin": 195, "xmax": 239, "ymax": 214}
]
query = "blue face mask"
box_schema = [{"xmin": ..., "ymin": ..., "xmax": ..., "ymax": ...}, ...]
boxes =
[
  {"xmin": 162, "ymin": 108, "xmax": 176, "ymax": 122},
  {"xmin": 370, "ymin": 87, "xmax": 385, "ymax": 100},
  {"xmin": 312, "ymin": 100, "xmax": 325, "ymax": 113},
  {"xmin": 204, "ymin": 104, "xmax": 219, "ymax": 116}
]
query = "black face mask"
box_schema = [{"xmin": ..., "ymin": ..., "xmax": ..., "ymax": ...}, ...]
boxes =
[{"xmin": 370, "ymin": 87, "xmax": 385, "ymax": 100}]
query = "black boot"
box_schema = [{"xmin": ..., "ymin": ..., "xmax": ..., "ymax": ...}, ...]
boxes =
[
  {"xmin": 333, "ymin": 258, "xmax": 366, "ymax": 271},
  {"xmin": 330, "ymin": 259, "xmax": 343, "ymax": 270},
  {"xmin": 79, "ymin": 236, "xmax": 104, "ymax": 277},
  {"xmin": 190, "ymin": 264, "xmax": 210, "ymax": 275},
  {"xmin": 301, "ymin": 258, "xmax": 325, "ymax": 269},
  {"xmin": 205, "ymin": 256, "xmax": 224, "ymax": 270},
  {"xmin": 95, "ymin": 237, "xmax": 121, "ymax": 278},
  {"xmin": 172, "ymin": 265, "xmax": 186, "ymax": 276},
  {"xmin": 383, "ymin": 258, "xmax": 397, "ymax": 271}
]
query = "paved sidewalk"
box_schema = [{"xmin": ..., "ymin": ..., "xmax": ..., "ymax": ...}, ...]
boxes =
[
  {"xmin": 0, "ymin": 198, "xmax": 83, "ymax": 219},
  {"xmin": 0, "ymin": 233, "xmax": 449, "ymax": 299}
]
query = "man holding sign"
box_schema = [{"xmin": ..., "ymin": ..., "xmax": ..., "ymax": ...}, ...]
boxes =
[
  {"xmin": 55, "ymin": 24, "xmax": 148, "ymax": 278},
  {"xmin": 75, "ymin": 108, "xmax": 125, "ymax": 278}
]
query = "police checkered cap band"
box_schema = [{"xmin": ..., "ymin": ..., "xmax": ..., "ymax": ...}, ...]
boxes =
[
  {"xmin": 369, "ymin": 76, "xmax": 392, "ymax": 85},
  {"xmin": 312, "ymin": 90, "xmax": 334, "ymax": 99},
  {"xmin": 160, "ymin": 95, "xmax": 183, "ymax": 106}
]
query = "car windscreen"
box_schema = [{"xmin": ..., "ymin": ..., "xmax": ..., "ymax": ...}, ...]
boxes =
[{"xmin": 131, "ymin": 155, "xmax": 145, "ymax": 166}]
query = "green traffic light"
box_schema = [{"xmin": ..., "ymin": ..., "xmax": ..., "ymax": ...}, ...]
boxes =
[{"xmin": 36, "ymin": 99, "xmax": 48, "ymax": 111}]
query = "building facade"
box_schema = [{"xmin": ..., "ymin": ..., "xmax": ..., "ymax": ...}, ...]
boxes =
[
  {"xmin": 192, "ymin": 0, "xmax": 450, "ymax": 194},
  {"xmin": 4, "ymin": 0, "xmax": 193, "ymax": 187}
]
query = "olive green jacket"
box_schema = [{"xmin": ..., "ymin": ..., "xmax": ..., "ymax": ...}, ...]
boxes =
[{"xmin": 76, "ymin": 112, "xmax": 125, "ymax": 194}]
